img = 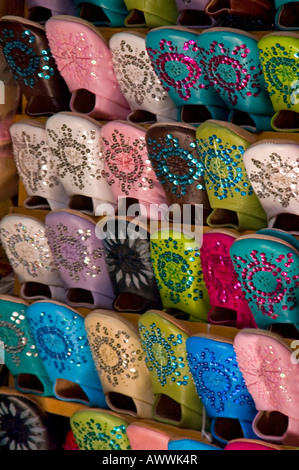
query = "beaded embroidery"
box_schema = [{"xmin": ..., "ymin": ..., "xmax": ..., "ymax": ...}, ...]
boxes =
[
  {"xmin": 147, "ymin": 131, "xmax": 205, "ymax": 198},
  {"xmin": 0, "ymin": 395, "xmax": 47, "ymax": 450},
  {"xmin": 110, "ymin": 37, "xmax": 170, "ymax": 107},
  {"xmin": 47, "ymin": 123, "xmax": 105, "ymax": 191},
  {"xmin": 231, "ymin": 248, "xmax": 299, "ymax": 320},
  {"xmin": 11, "ymin": 128, "xmax": 60, "ymax": 196},
  {"xmin": 46, "ymin": 28, "xmax": 104, "ymax": 86},
  {"xmin": 150, "ymin": 235, "xmax": 205, "ymax": 308},
  {"xmin": 196, "ymin": 133, "xmax": 253, "ymax": 201},
  {"xmin": 187, "ymin": 342, "xmax": 255, "ymax": 414},
  {"xmin": 85, "ymin": 319, "xmax": 144, "ymax": 388},
  {"xmin": 0, "ymin": 307, "xmax": 38, "ymax": 367},
  {"xmin": 201, "ymin": 236, "xmax": 247, "ymax": 309},
  {"xmin": 200, "ymin": 38, "xmax": 263, "ymax": 107},
  {"xmin": 248, "ymin": 153, "xmax": 299, "ymax": 208},
  {"xmin": 0, "ymin": 27, "xmax": 54, "ymax": 88},
  {"xmin": 45, "ymin": 222, "xmax": 104, "ymax": 283},
  {"xmin": 234, "ymin": 339, "xmax": 295, "ymax": 408},
  {"xmin": 146, "ymin": 37, "xmax": 207, "ymax": 102},
  {"xmin": 27, "ymin": 309, "xmax": 90, "ymax": 375},
  {"xmin": 100, "ymin": 127, "xmax": 155, "ymax": 196},
  {"xmin": 0, "ymin": 221, "xmax": 57, "ymax": 278},
  {"xmin": 71, "ymin": 414, "xmax": 131, "ymax": 450},
  {"xmin": 259, "ymin": 39, "xmax": 299, "ymax": 109},
  {"xmin": 138, "ymin": 318, "xmax": 190, "ymax": 388}
]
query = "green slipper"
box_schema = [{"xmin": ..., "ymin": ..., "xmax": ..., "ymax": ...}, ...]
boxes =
[
  {"xmin": 196, "ymin": 120, "xmax": 267, "ymax": 231},
  {"xmin": 138, "ymin": 309, "xmax": 211, "ymax": 431},
  {"xmin": 70, "ymin": 408, "xmax": 133, "ymax": 450},
  {"xmin": 150, "ymin": 227, "xmax": 210, "ymax": 322}
]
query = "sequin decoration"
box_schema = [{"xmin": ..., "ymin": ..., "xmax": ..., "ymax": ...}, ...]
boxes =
[
  {"xmin": 0, "ymin": 307, "xmax": 39, "ymax": 367},
  {"xmin": 46, "ymin": 28, "xmax": 104, "ymax": 87},
  {"xmin": 147, "ymin": 131, "xmax": 205, "ymax": 198},
  {"xmin": 259, "ymin": 39, "xmax": 299, "ymax": 110},
  {"xmin": 47, "ymin": 122, "xmax": 105, "ymax": 190},
  {"xmin": 150, "ymin": 235, "xmax": 205, "ymax": 307},
  {"xmin": 201, "ymin": 236, "xmax": 248, "ymax": 309},
  {"xmin": 100, "ymin": 127, "xmax": 155, "ymax": 196},
  {"xmin": 231, "ymin": 247, "xmax": 299, "ymax": 320},
  {"xmin": 146, "ymin": 37, "xmax": 205, "ymax": 102},
  {"xmin": 248, "ymin": 153, "xmax": 299, "ymax": 208},
  {"xmin": 0, "ymin": 221, "xmax": 57, "ymax": 278},
  {"xmin": 85, "ymin": 318, "xmax": 144, "ymax": 388},
  {"xmin": 0, "ymin": 395, "xmax": 47, "ymax": 450},
  {"xmin": 27, "ymin": 309, "xmax": 90, "ymax": 375},
  {"xmin": 45, "ymin": 222, "xmax": 104, "ymax": 283},
  {"xmin": 11, "ymin": 128, "xmax": 60, "ymax": 196},
  {"xmin": 110, "ymin": 37, "xmax": 170, "ymax": 107},
  {"xmin": 103, "ymin": 220, "xmax": 155, "ymax": 291},
  {"xmin": 234, "ymin": 338, "xmax": 295, "ymax": 409},
  {"xmin": 200, "ymin": 37, "xmax": 263, "ymax": 108},
  {"xmin": 0, "ymin": 28, "xmax": 54, "ymax": 88},
  {"xmin": 71, "ymin": 412, "xmax": 131, "ymax": 450},
  {"xmin": 196, "ymin": 132, "xmax": 253, "ymax": 201},
  {"xmin": 138, "ymin": 318, "xmax": 190, "ymax": 388},
  {"xmin": 187, "ymin": 341, "xmax": 255, "ymax": 415}
]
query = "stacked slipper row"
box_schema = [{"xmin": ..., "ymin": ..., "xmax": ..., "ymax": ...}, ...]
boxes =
[
  {"xmin": 0, "ymin": 15, "xmax": 299, "ymax": 134},
  {"xmin": 8, "ymin": 113, "xmax": 299, "ymax": 233},
  {"xmin": 24, "ymin": 0, "xmax": 299, "ymax": 32},
  {"xmin": 0, "ymin": 296, "xmax": 299, "ymax": 450}
]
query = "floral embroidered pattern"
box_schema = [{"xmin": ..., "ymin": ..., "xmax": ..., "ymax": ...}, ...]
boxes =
[
  {"xmin": 234, "ymin": 339, "xmax": 295, "ymax": 409},
  {"xmin": 110, "ymin": 38, "xmax": 170, "ymax": 107},
  {"xmin": 147, "ymin": 130, "xmax": 205, "ymax": 198},
  {"xmin": 201, "ymin": 38, "xmax": 263, "ymax": 107},
  {"xmin": 27, "ymin": 308, "xmax": 90, "ymax": 375},
  {"xmin": 45, "ymin": 222, "xmax": 104, "ymax": 283},
  {"xmin": 0, "ymin": 27, "xmax": 54, "ymax": 88},
  {"xmin": 259, "ymin": 40, "xmax": 299, "ymax": 109},
  {"xmin": 100, "ymin": 127, "xmax": 155, "ymax": 196},
  {"xmin": 248, "ymin": 153, "xmax": 299, "ymax": 208},
  {"xmin": 47, "ymin": 122, "xmax": 105, "ymax": 190},
  {"xmin": 150, "ymin": 234, "xmax": 207, "ymax": 311},
  {"xmin": 197, "ymin": 133, "xmax": 253, "ymax": 200},
  {"xmin": 103, "ymin": 220, "xmax": 154, "ymax": 291},
  {"xmin": 85, "ymin": 319, "xmax": 145, "ymax": 388},
  {"xmin": 201, "ymin": 237, "xmax": 246, "ymax": 308},
  {"xmin": 46, "ymin": 28, "xmax": 104, "ymax": 86},
  {"xmin": 0, "ymin": 396, "xmax": 47, "ymax": 450},
  {"xmin": 187, "ymin": 343, "xmax": 254, "ymax": 415},
  {"xmin": 0, "ymin": 221, "xmax": 57, "ymax": 278},
  {"xmin": 11, "ymin": 128, "xmax": 59, "ymax": 195},
  {"xmin": 71, "ymin": 414, "xmax": 130, "ymax": 450},
  {"xmin": 146, "ymin": 37, "xmax": 205, "ymax": 102},
  {"xmin": 231, "ymin": 247, "xmax": 299, "ymax": 320},
  {"xmin": 138, "ymin": 316, "xmax": 190, "ymax": 388}
]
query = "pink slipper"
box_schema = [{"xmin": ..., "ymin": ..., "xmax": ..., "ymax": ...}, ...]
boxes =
[
  {"xmin": 99, "ymin": 120, "xmax": 168, "ymax": 220},
  {"xmin": 234, "ymin": 328, "xmax": 299, "ymax": 447},
  {"xmin": 201, "ymin": 229, "xmax": 257, "ymax": 329},
  {"xmin": 45, "ymin": 15, "xmax": 130, "ymax": 120}
]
